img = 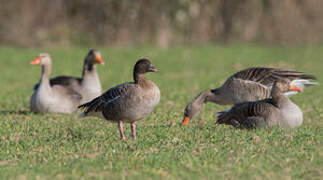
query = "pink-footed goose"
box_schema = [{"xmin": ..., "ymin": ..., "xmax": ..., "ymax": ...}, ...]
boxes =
[
  {"xmin": 182, "ymin": 67, "xmax": 317, "ymax": 126},
  {"xmin": 33, "ymin": 49, "xmax": 104, "ymax": 104},
  {"xmin": 30, "ymin": 53, "xmax": 82, "ymax": 114},
  {"xmin": 216, "ymin": 80, "xmax": 303, "ymax": 129},
  {"xmin": 78, "ymin": 59, "xmax": 160, "ymax": 141}
]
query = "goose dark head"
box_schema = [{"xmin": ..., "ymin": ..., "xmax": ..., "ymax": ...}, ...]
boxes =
[{"xmin": 134, "ymin": 58, "xmax": 158, "ymax": 74}]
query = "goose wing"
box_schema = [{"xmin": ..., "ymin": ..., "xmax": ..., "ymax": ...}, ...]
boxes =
[
  {"xmin": 223, "ymin": 78, "xmax": 271, "ymax": 103},
  {"xmin": 217, "ymin": 99, "xmax": 275, "ymax": 128},
  {"xmin": 78, "ymin": 82, "xmax": 134, "ymax": 115},
  {"xmin": 232, "ymin": 67, "xmax": 316, "ymax": 86}
]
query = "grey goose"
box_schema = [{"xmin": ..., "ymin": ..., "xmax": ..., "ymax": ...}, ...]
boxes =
[
  {"xmin": 33, "ymin": 49, "xmax": 104, "ymax": 104},
  {"xmin": 79, "ymin": 59, "xmax": 160, "ymax": 141},
  {"xmin": 216, "ymin": 79, "xmax": 303, "ymax": 129},
  {"xmin": 182, "ymin": 67, "xmax": 316, "ymax": 126},
  {"xmin": 30, "ymin": 53, "xmax": 82, "ymax": 114}
]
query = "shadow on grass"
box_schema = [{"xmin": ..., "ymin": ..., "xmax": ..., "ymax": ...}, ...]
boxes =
[{"xmin": 0, "ymin": 110, "xmax": 31, "ymax": 115}]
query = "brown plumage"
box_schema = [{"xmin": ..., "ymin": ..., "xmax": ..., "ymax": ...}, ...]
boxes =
[
  {"xmin": 182, "ymin": 67, "xmax": 316, "ymax": 126},
  {"xmin": 216, "ymin": 80, "xmax": 303, "ymax": 129},
  {"xmin": 78, "ymin": 58, "xmax": 160, "ymax": 141}
]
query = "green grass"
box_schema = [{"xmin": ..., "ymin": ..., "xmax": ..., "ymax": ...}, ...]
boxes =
[{"xmin": 0, "ymin": 44, "xmax": 322, "ymax": 179}]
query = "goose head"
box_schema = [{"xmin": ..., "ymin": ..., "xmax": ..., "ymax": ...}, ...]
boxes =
[
  {"xmin": 182, "ymin": 101, "xmax": 203, "ymax": 126},
  {"xmin": 30, "ymin": 53, "xmax": 52, "ymax": 66},
  {"xmin": 273, "ymin": 80, "xmax": 302, "ymax": 94},
  {"xmin": 85, "ymin": 49, "xmax": 104, "ymax": 65},
  {"xmin": 182, "ymin": 90, "xmax": 212, "ymax": 126},
  {"xmin": 134, "ymin": 58, "xmax": 158, "ymax": 74},
  {"xmin": 182, "ymin": 99, "xmax": 204, "ymax": 126}
]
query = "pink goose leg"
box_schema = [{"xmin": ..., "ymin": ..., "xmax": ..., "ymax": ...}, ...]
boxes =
[
  {"xmin": 118, "ymin": 121, "xmax": 126, "ymax": 141},
  {"xmin": 131, "ymin": 123, "xmax": 136, "ymax": 140}
]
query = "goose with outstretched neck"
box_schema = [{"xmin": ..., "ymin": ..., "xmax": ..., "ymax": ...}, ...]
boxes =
[
  {"xmin": 33, "ymin": 49, "xmax": 104, "ymax": 104},
  {"xmin": 216, "ymin": 79, "xmax": 303, "ymax": 129},
  {"xmin": 78, "ymin": 59, "xmax": 160, "ymax": 141},
  {"xmin": 30, "ymin": 53, "xmax": 82, "ymax": 114},
  {"xmin": 182, "ymin": 67, "xmax": 316, "ymax": 126}
]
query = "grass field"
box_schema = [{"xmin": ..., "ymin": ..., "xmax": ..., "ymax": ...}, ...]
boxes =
[{"xmin": 0, "ymin": 44, "xmax": 322, "ymax": 179}]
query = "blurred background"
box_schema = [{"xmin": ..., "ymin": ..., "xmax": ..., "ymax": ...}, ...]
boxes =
[{"xmin": 1, "ymin": 0, "xmax": 322, "ymax": 48}]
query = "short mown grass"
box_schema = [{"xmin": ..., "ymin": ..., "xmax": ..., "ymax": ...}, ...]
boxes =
[{"xmin": 0, "ymin": 45, "xmax": 322, "ymax": 179}]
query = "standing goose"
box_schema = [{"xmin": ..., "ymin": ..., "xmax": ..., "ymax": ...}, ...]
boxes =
[
  {"xmin": 216, "ymin": 80, "xmax": 303, "ymax": 129},
  {"xmin": 182, "ymin": 67, "xmax": 316, "ymax": 126},
  {"xmin": 78, "ymin": 59, "xmax": 160, "ymax": 141},
  {"xmin": 30, "ymin": 53, "xmax": 82, "ymax": 114},
  {"xmin": 33, "ymin": 49, "xmax": 104, "ymax": 104}
]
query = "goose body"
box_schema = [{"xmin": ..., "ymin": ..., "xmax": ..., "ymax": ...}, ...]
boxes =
[
  {"xmin": 79, "ymin": 59, "xmax": 160, "ymax": 140},
  {"xmin": 30, "ymin": 53, "xmax": 82, "ymax": 114},
  {"xmin": 183, "ymin": 67, "xmax": 316, "ymax": 125},
  {"xmin": 33, "ymin": 49, "xmax": 103, "ymax": 104},
  {"xmin": 83, "ymin": 81, "xmax": 160, "ymax": 122},
  {"xmin": 216, "ymin": 80, "xmax": 303, "ymax": 129}
]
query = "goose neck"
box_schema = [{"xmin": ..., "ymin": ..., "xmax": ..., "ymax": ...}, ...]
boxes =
[
  {"xmin": 82, "ymin": 61, "xmax": 96, "ymax": 78},
  {"xmin": 271, "ymin": 88, "xmax": 288, "ymax": 108},
  {"xmin": 39, "ymin": 63, "xmax": 52, "ymax": 90},
  {"xmin": 134, "ymin": 71, "xmax": 145, "ymax": 84}
]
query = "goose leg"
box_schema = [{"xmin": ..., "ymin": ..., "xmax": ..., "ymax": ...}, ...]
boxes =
[
  {"xmin": 118, "ymin": 121, "xmax": 126, "ymax": 141},
  {"xmin": 131, "ymin": 123, "xmax": 136, "ymax": 141}
]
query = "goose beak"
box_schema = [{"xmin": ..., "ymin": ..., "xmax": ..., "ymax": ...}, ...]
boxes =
[
  {"xmin": 289, "ymin": 85, "xmax": 302, "ymax": 92},
  {"xmin": 149, "ymin": 65, "xmax": 158, "ymax": 72},
  {"xmin": 30, "ymin": 57, "xmax": 41, "ymax": 65},
  {"xmin": 95, "ymin": 55, "xmax": 104, "ymax": 65},
  {"xmin": 182, "ymin": 116, "xmax": 190, "ymax": 126}
]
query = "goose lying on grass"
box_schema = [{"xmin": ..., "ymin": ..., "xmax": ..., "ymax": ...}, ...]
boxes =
[
  {"xmin": 33, "ymin": 49, "xmax": 104, "ymax": 104},
  {"xmin": 182, "ymin": 67, "xmax": 316, "ymax": 126},
  {"xmin": 30, "ymin": 53, "xmax": 82, "ymax": 114},
  {"xmin": 216, "ymin": 79, "xmax": 303, "ymax": 129}
]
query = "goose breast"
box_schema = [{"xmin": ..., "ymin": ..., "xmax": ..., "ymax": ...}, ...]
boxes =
[
  {"xmin": 105, "ymin": 81, "xmax": 160, "ymax": 122},
  {"xmin": 279, "ymin": 100, "xmax": 303, "ymax": 129}
]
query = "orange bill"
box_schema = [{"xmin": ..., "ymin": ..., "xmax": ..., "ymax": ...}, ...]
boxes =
[
  {"xmin": 95, "ymin": 56, "xmax": 104, "ymax": 64},
  {"xmin": 182, "ymin": 116, "xmax": 190, "ymax": 126},
  {"xmin": 30, "ymin": 57, "xmax": 41, "ymax": 65},
  {"xmin": 289, "ymin": 85, "xmax": 302, "ymax": 92}
]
